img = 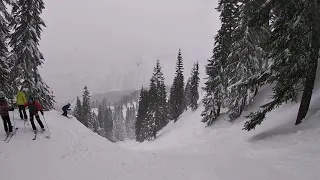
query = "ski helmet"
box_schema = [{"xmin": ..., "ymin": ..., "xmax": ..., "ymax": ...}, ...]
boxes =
[{"xmin": 28, "ymin": 96, "xmax": 34, "ymax": 102}]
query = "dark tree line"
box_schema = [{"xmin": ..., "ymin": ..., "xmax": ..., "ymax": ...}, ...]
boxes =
[
  {"xmin": 135, "ymin": 50, "xmax": 200, "ymax": 142},
  {"xmin": 74, "ymin": 86, "xmax": 137, "ymax": 142}
]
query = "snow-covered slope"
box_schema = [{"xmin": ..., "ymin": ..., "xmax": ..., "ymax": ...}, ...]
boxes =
[
  {"xmin": 118, "ymin": 85, "xmax": 320, "ymax": 179},
  {"xmin": 2, "ymin": 85, "xmax": 320, "ymax": 180},
  {"xmin": 0, "ymin": 110, "xmax": 228, "ymax": 180}
]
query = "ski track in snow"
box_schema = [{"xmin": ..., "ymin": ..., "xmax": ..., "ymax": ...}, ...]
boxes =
[{"xmin": 1, "ymin": 86, "xmax": 320, "ymax": 179}]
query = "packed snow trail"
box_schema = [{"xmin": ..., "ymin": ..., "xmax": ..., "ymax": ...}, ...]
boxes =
[{"xmin": 0, "ymin": 111, "xmax": 253, "ymax": 180}]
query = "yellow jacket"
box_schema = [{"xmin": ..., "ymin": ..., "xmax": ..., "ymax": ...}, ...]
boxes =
[{"xmin": 16, "ymin": 91, "xmax": 27, "ymax": 105}]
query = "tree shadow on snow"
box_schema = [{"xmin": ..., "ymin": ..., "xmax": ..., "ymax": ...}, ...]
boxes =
[{"xmin": 248, "ymin": 109, "xmax": 320, "ymax": 142}]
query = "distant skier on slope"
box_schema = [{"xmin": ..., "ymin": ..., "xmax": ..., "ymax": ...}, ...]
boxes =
[
  {"xmin": 0, "ymin": 91, "xmax": 14, "ymax": 135},
  {"xmin": 24, "ymin": 96, "xmax": 45, "ymax": 133},
  {"xmin": 16, "ymin": 87, "xmax": 28, "ymax": 120},
  {"xmin": 62, "ymin": 103, "xmax": 71, "ymax": 117}
]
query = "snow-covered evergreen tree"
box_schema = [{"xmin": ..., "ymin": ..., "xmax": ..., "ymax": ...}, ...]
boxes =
[
  {"xmin": 104, "ymin": 106, "xmax": 113, "ymax": 141},
  {"xmin": 73, "ymin": 96, "xmax": 83, "ymax": 124},
  {"xmin": 169, "ymin": 49, "xmax": 185, "ymax": 122},
  {"xmin": 125, "ymin": 107, "xmax": 130, "ymax": 138},
  {"xmin": 81, "ymin": 86, "xmax": 91, "ymax": 127},
  {"xmin": 148, "ymin": 76, "xmax": 157, "ymax": 139},
  {"xmin": 202, "ymin": 0, "xmax": 239, "ymax": 126},
  {"xmin": 97, "ymin": 105, "xmax": 104, "ymax": 127},
  {"xmin": 127, "ymin": 106, "xmax": 136, "ymax": 140},
  {"xmin": 135, "ymin": 87, "xmax": 152, "ymax": 142},
  {"xmin": 125, "ymin": 105, "xmax": 136, "ymax": 140},
  {"xmin": 156, "ymin": 76, "xmax": 169, "ymax": 131},
  {"xmin": 226, "ymin": 0, "xmax": 270, "ymax": 122},
  {"xmin": 97, "ymin": 105, "xmax": 105, "ymax": 136},
  {"xmin": 189, "ymin": 61, "xmax": 200, "ymax": 111},
  {"xmin": 9, "ymin": 0, "xmax": 54, "ymax": 109},
  {"xmin": 147, "ymin": 60, "xmax": 169, "ymax": 138},
  {"xmin": 113, "ymin": 104, "xmax": 119, "ymax": 140},
  {"xmin": 244, "ymin": 0, "xmax": 320, "ymax": 130},
  {"xmin": 102, "ymin": 97, "xmax": 107, "ymax": 109},
  {"xmin": 0, "ymin": 0, "xmax": 12, "ymax": 97},
  {"xmin": 184, "ymin": 78, "xmax": 191, "ymax": 111},
  {"xmin": 113, "ymin": 104, "xmax": 125, "ymax": 141},
  {"xmin": 91, "ymin": 111, "xmax": 99, "ymax": 133}
]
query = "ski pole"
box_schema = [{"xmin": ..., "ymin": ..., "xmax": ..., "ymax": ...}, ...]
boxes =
[
  {"xmin": 9, "ymin": 98, "xmax": 15, "ymax": 128},
  {"xmin": 42, "ymin": 114, "xmax": 51, "ymax": 134},
  {"xmin": 24, "ymin": 120, "xmax": 26, "ymax": 133},
  {"xmin": 11, "ymin": 110, "xmax": 15, "ymax": 129}
]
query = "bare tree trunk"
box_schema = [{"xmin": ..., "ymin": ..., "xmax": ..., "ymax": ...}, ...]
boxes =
[
  {"xmin": 217, "ymin": 101, "xmax": 221, "ymax": 117},
  {"xmin": 295, "ymin": 0, "xmax": 320, "ymax": 125}
]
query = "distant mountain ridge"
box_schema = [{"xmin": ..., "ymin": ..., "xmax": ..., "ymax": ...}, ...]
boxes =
[
  {"xmin": 91, "ymin": 89, "xmax": 138, "ymax": 105},
  {"xmin": 55, "ymin": 85, "xmax": 175, "ymax": 111},
  {"xmin": 55, "ymin": 89, "xmax": 139, "ymax": 110}
]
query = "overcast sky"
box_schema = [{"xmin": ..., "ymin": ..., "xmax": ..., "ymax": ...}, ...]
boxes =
[{"xmin": 38, "ymin": 0, "xmax": 220, "ymax": 103}]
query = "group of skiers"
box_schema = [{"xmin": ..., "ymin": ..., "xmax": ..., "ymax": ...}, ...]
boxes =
[
  {"xmin": 0, "ymin": 88, "xmax": 73, "ymax": 137},
  {"xmin": 0, "ymin": 88, "xmax": 46, "ymax": 136}
]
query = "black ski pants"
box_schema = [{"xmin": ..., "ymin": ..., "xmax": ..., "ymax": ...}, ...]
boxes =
[
  {"xmin": 18, "ymin": 105, "xmax": 28, "ymax": 119},
  {"xmin": 1, "ymin": 115, "xmax": 12, "ymax": 133},
  {"xmin": 62, "ymin": 110, "xmax": 67, "ymax": 116},
  {"xmin": 30, "ymin": 114, "xmax": 44, "ymax": 131}
]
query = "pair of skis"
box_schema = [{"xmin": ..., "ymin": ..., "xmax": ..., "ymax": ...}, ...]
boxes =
[
  {"xmin": 3, "ymin": 127, "xmax": 18, "ymax": 143},
  {"xmin": 2, "ymin": 127, "xmax": 49, "ymax": 141},
  {"xmin": 32, "ymin": 129, "xmax": 50, "ymax": 140}
]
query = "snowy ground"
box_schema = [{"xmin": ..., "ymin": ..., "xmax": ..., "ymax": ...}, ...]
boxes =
[
  {"xmin": 118, "ymin": 85, "xmax": 320, "ymax": 179},
  {"xmin": 1, "ymin": 85, "xmax": 320, "ymax": 179}
]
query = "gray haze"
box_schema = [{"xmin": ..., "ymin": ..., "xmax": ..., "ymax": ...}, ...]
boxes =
[{"xmin": 38, "ymin": 0, "xmax": 220, "ymax": 103}]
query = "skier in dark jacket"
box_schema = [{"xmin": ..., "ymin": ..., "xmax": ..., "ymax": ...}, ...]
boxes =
[
  {"xmin": 62, "ymin": 103, "xmax": 71, "ymax": 117},
  {"xmin": 0, "ymin": 91, "xmax": 14, "ymax": 135},
  {"xmin": 24, "ymin": 96, "xmax": 45, "ymax": 133}
]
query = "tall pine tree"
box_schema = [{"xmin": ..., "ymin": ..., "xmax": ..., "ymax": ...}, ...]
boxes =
[
  {"xmin": 97, "ymin": 105, "xmax": 105, "ymax": 136},
  {"xmin": 129, "ymin": 106, "xmax": 136, "ymax": 139},
  {"xmin": 135, "ymin": 87, "xmax": 151, "ymax": 142},
  {"xmin": 0, "ymin": 0, "xmax": 12, "ymax": 97},
  {"xmin": 148, "ymin": 60, "xmax": 169, "ymax": 138},
  {"xmin": 202, "ymin": 0, "xmax": 239, "ymax": 126},
  {"xmin": 9, "ymin": 0, "xmax": 54, "ymax": 109},
  {"xmin": 73, "ymin": 96, "xmax": 83, "ymax": 124},
  {"xmin": 169, "ymin": 49, "xmax": 185, "ymax": 122},
  {"xmin": 125, "ymin": 107, "xmax": 131, "ymax": 138},
  {"xmin": 82, "ymin": 86, "xmax": 91, "ymax": 127},
  {"xmin": 125, "ymin": 105, "xmax": 136, "ymax": 140},
  {"xmin": 104, "ymin": 106, "xmax": 114, "ymax": 141},
  {"xmin": 184, "ymin": 78, "xmax": 191, "ymax": 111},
  {"xmin": 243, "ymin": 0, "xmax": 320, "ymax": 130},
  {"xmin": 226, "ymin": 0, "xmax": 270, "ymax": 122},
  {"xmin": 97, "ymin": 105, "xmax": 103, "ymax": 126},
  {"xmin": 91, "ymin": 111, "xmax": 99, "ymax": 133},
  {"xmin": 148, "ymin": 75, "xmax": 157, "ymax": 139},
  {"xmin": 113, "ymin": 103, "xmax": 125, "ymax": 141},
  {"xmin": 189, "ymin": 61, "xmax": 200, "ymax": 111}
]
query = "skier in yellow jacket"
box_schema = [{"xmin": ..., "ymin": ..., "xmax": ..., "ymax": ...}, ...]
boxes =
[{"xmin": 16, "ymin": 88, "xmax": 28, "ymax": 120}]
